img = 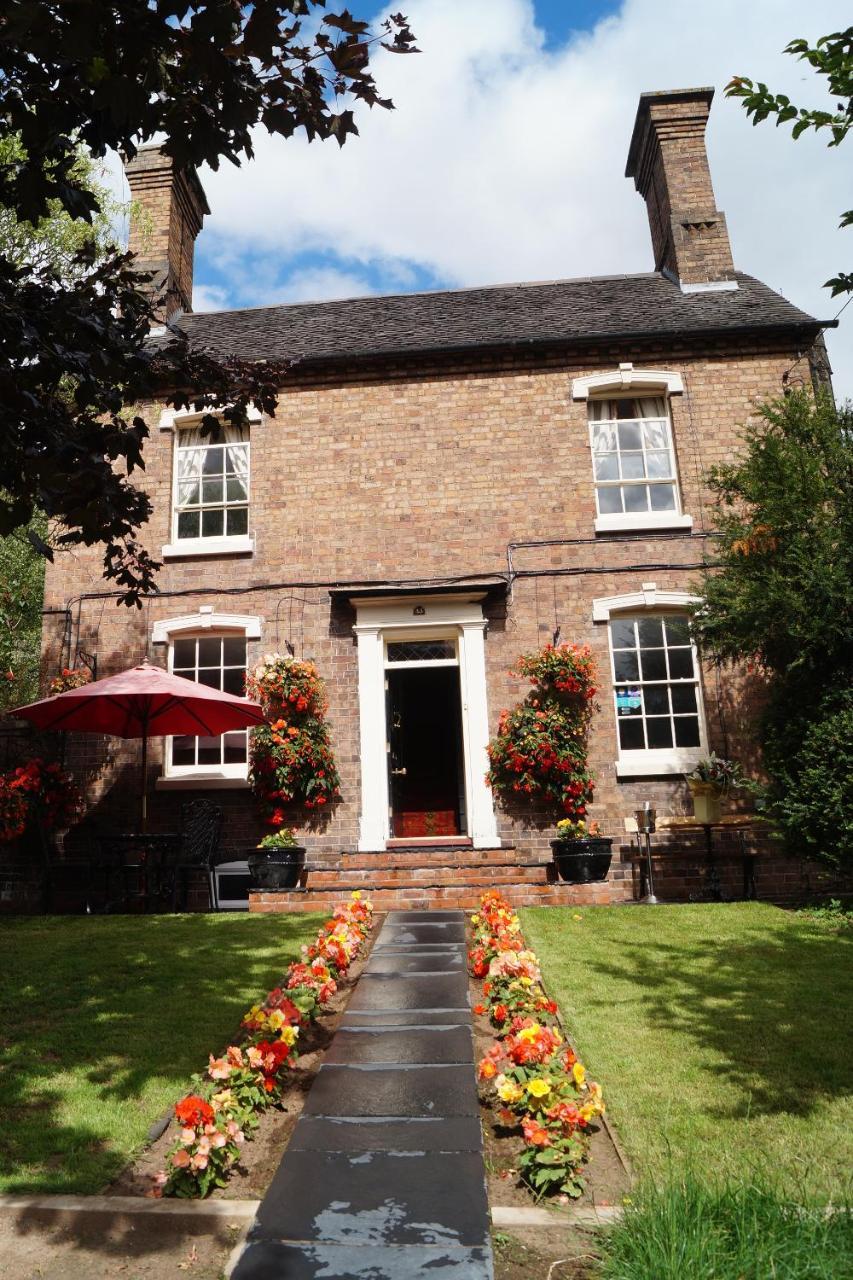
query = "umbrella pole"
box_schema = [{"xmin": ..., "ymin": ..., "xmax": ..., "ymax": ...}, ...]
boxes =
[{"xmin": 140, "ymin": 717, "xmax": 149, "ymax": 832}]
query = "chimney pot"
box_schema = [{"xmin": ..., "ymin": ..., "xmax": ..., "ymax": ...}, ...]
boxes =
[
  {"xmin": 124, "ymin": 145, "xmax": 209, "ymax": 322},
  {"xmin": 626, "ymin": 87, "xmax": 736, "ymax": 290}
]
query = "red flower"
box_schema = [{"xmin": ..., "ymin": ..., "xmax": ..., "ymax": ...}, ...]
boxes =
[{"xmin": 175, "ymin": 1095, "xmax": 214, "ymax": 1128}]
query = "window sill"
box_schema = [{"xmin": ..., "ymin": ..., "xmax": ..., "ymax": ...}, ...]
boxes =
[
  {"xmin": 616, "ymin": 749, "xmax": 703, "ymax": 778},
  {"xmin": 161, "ymin": 536, "xmax": 254, "ymax": 560},
  {"xmin": 156, "ymin": 775, "xmax": 250, "ymax": 791},
  {"xmin": 595, "ymin": 512, "xmax": 693, "ymax": 534}
]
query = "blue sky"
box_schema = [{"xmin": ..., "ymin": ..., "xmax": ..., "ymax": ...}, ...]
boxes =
[{"xmin": 190, "ymin": 0, "xmax": 850, "ymax": 396}]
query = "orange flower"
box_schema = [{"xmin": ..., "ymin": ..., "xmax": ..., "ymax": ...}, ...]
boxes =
[{"xmin": 478, "ymin": 1058, "xmax": 497, "ymax": 1081}]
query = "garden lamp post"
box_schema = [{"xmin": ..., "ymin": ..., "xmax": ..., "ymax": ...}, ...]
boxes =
[{"xmin": 635, "ymin": 801, "xmax": 660, "ymax": 905}]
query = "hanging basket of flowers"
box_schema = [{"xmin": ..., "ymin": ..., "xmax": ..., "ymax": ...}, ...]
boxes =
[
  {"xmin": 487, "ymin": 643, "xmax": 599, "ymax": 824},
  {"xmin": 0, "ymin": 758, "xmax": 79, "ymax": 844},
  {"xmin": 246, "ymin": 655, "xmax": 341, "ymax": 824}
]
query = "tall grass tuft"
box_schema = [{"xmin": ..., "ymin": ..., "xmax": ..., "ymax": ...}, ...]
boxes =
[{"xmin": 599, "ymin": 1173, "xmax": 853, "ymax": 1280}]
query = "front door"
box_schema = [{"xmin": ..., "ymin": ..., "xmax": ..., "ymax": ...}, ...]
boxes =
[{"xmin": 385, "ymin": 641, "xmax": 465, "ymax": 838}]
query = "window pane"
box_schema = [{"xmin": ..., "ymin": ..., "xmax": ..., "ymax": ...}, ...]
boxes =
[
  {"xmin": 620, "ymin": 452, "xmax": 645, "ymax": 480},
  {"xmin": 671, "ymin": 684, "xmax": 698, "ymax": 714},
  {"xmin": 172, "ymin": 737, "xmax": 195, "ymax": 765},
  {"xmin": 646, "ymin": 450, "xmax": 672, "ymax": 479},
  {"xmin": 650, "ymin": 483, "xmax": 677, "ymax": 511},
  {"xmin": 668, "ymin": 648, "xmax": 695, "ymax": 680},
  {"xmin": 610, "ymin": 619, "xmax": 636, "ymax": 649},
  {"xmin": 197, "ymin": 638, "xmax": 221, "ymax": 666},
  {"xmin": 619, "ymin": 719, "xmax": 645, "ymax": 750},
  {"xmin": 640, "ymin": 648, "xmax": 667, "ymax": 681},
  {"xmin": 674, "ymin": 717, "xmax": 701, "ymax": 747},
  {"xmin": 644, "ymin": 686, "xmax": 670, "ymax": 716},
  {"xmin": 591, "ymin": 423, "xmax": 617, "ymax": 452},
  {"xmin": 387, "ymin": 640, "xmax": 456, "ymax": 663},
  {"xmin": 637, "ymin": 617, "xmax": 664, "ymax": 647},
  {"xmin": 202, "ymin": 478, "xmax": 224, "ymax": 504},
  {"xmin": 613, "ymin": 651, "xmax": 640, "ymax": 682},
  {"xmin": 226, "ymin": 445, "xmax": 250, "ymax": 474},
  {"xmin": 664, "ymin": 616, "xmax": 691, "ymax": 645},
  {"xmin": 173, "ymin": 638, "xmax": 196, "ymax": 668},
  {"xmin": 624, "ymin": 484, "xmax": 649, "ymax": 512},
  {"xmin": 197, "ymin": 667, "xmax": 221, "ymax": 690},
  {"xmin": 222, "ymin": 637, "xmax": 247, "ymax": 666},
  {"xmin": 178, "ymin": 481, "xmax": 200, "ymax": 507},
  {"xmin": 646, "ymin": 717, "xmax": 673, "ymax": 749},
  {"xmin": 642, "ymin": 420, "xmax": 668, "ymax": 450},
  {"xmin": 223, "ymin": 732, "xmax": 247, "ymax": 763},
  {"xmin": 598, "ymin": 486, "xmax": 623, "ymax": 514},
  {"xmin": 226, "ymin": 506, "xmax": 249, "ymax": 536},
  {"xmin": 222, "ymin": 666, "xmax": 244, "ymax": 696},
  {"xmin": 201, "ymin": 508, "xmax": 224, "ymax": 538},
  {"xmin": 177, "ymin": 510, "xmax": 200, "ymax": 539},
  {"xmin": 227, "ymin": 476, "xmax": 248, "ymax": 502},
  {"xmin": 202, "ymin": 446, "xmax": 224, "ymax": 475},
  {"xmin": 197, "ymin": 737, "xmax": 223, "ymax": 765},
  {"xmin": 613, "ymin": 399, "xmax": 637, "ymax": 420},
  {"xmin": 618, "ymin": 422, "xmax": 642, "ymax": 451},
  {"xmin": 594, "ymin": 455, "xmax": 619, "ymax": 481}
]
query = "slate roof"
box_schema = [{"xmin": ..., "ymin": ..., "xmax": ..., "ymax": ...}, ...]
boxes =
[{"xmin": 166, "ymin": 271, "xmax": 823, "ymax": 367}]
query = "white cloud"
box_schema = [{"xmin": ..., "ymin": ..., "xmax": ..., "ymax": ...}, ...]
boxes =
[
  {"xmin": 197, "ymin": 0, "xmax": 851, "ymax": 395},
  {"xmin": 192, "ymin": 283, "xmax": 232, "ymax": 312}
]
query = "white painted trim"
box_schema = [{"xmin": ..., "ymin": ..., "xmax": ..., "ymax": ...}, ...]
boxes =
[
  {"xmin": 594, "ymin": 512, "xmax": 693, "ymax": 534},
  {"xmin": 161, "ymin": 536, "xmax": 254, "ymax": 559},
  {"xmin": 592, "ymin": 586, "xmax": 701, "ymax": 622},
  {"xmin": 159, "ymin": 404, "xmax": 263, "ymax": 432},
  {"xmin": 572, "ymin": 365, "xmax": 684, "ymax": 401},
  {"xmin": 616, "ymin": 748, "xmax": 704, "ymax": 778},
  {"xmin": 352, "ymin": 595, "xmax": 499, "ymax": 851},
  {"xmin": 152, "ymin": 612, "xmax": 262, "ymax": 643},
  {"xmin": 680, "ymin": 279, "xmax": 739, "ymax": 294},
  {"xmin": 155, "ymin": 775, "xmax": 251, "ymax": 790}
]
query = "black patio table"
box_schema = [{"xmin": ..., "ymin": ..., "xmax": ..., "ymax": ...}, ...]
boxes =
[{"xmin": 96, "ymin": 831, "xmax": 184, "ymax": 913}]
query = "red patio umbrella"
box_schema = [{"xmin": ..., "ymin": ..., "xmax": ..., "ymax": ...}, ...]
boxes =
[{"xmin": 9, "ymin": 660, "xmax": 266, "ymax": 827}]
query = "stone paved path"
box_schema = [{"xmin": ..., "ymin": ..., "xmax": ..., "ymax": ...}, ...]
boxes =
[{"xmin": 231, "ymin": 910, "xmax": 493, "ymax": 1279}]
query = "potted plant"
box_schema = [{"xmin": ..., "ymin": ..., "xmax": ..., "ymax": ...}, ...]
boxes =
[
  {"xmin": 686, "ymin": 755, "xmax": 744, "ymax": 823},
  {"xmin": 247, "ymin": 827, "xmax": 306, "ymax": 891},
  {"xmin": 550, "ymin": 818, "xmax": 613, "ymax": 883}
]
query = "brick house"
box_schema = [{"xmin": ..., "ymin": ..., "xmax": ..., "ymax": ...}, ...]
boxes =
[{"xmin": 42, "ymin": 88, "xmax": 833, "ymax": 910}]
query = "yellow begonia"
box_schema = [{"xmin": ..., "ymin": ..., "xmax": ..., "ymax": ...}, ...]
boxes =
[
  {"xmin": 279, "ymin": 1024, "xmax": 298, "ymax": 1048},
  {"xmin": 526, "ymin": 1077, "xmax": 551, "ymax": 1098},
  {"xmin": 572, "ymin": 1061, "xmax": 586, "ymax": 1087},
  {"xmin": 517, "ymin": 1023, "xmax": 542, "ymax": 1043},
  {"xmin": 496, "ymin": 1076, "xmax": 524, "ymax": 1105},
  {"xmin": 267, "ymin": 1009, "xmax": 285, "ymax": 1031}
]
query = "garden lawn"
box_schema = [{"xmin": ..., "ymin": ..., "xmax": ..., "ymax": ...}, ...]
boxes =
[
  {"xmin": 0, "ymin": 912, "xmax": 323, "ymax": 1194},
  {"xmin": 520, "ymin": 902, "xmax": 853, "ymax": 1202}
]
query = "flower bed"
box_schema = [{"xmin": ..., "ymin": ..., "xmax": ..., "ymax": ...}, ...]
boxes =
[
  {"xmin": 470, "ymin": 890, "xmax": 604, "ymax": 1200},
  {"xmin": 156, "ymin": 892, "xmax": 373, "ymax": 1198}
]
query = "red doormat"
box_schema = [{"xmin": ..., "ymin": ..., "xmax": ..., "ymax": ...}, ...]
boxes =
[{"xmin": 395, "ymin": 810, "xmax": 458, "ymax": 838}]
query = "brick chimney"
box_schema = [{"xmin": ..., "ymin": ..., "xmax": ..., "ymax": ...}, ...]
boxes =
[
  {"xmin": 124, "ymin": 144, "xmax": 210, "ymax": 321},
  {"xmin": 625, "ymin": 87, "xmax": 736, "ymax": 291}
]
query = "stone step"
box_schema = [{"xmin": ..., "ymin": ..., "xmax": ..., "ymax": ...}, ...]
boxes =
[
  {"xmin": 305, "ymin": 864, "xmax": 554, "ymax": 890},
  {"xmin": 339, "ymin": 847, "xmax": 520, "ymax": 870},
  {"xmin": 250, "ymin": 879, "xmax": 633, "ymax": 913}
]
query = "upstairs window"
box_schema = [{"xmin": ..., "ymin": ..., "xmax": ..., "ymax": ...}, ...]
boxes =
[
  {"xmin": 173, "ymin": 422, "xmax": 250, "ymax": 543},
  {"xmin": 589, "ymin": 396, "xmax": 680, "ymax": 516}
]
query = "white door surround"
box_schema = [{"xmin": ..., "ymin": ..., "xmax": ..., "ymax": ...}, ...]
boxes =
[{"xmin": 352, "ymin": 593, "xmax": 500, "ymax": 851}]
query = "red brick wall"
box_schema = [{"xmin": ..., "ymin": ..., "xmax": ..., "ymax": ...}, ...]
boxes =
[{"xmin": 42, "ymin": 337, "xmax": 811, "ymax": 869}]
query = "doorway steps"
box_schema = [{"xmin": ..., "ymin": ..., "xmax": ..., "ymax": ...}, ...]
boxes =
[{"xmin": 249, "ymin": 845, "xmax": 634, "ymax": 913}]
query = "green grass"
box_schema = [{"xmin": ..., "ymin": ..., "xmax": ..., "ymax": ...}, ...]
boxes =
[
  {"xmin": 0, "ymin": 912, "xmax": 322, "ymax": 1193},
  {"xmin": 520, "ymin": 902, "xmax": 853, "ymax": 1201},
  {"xmin": 598, "ymin": 1173, "xmax": 853, "ymax": 1280}
]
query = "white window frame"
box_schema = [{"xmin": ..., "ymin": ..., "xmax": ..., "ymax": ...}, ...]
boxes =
[
  {"xmin": 152, "ymin": 610, "xmax": 261, "ymax": 790},
  {"xmin": 572, "ymin": 365, "xmax": 692, "ymax": 534},
  {"xmin": 593, "ymin": 586, "xmax": 707, "ymax": 777},
  {"xmin": 159, "ymin": 405, "xmax": 260, "ymax": 559}
]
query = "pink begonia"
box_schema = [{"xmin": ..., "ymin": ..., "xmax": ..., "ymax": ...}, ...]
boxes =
[
  {"xmin": 208, "ymin": 1055, "xmax": 231, "ymax": 1080},
  {"xmin": 247, "ymin": 1046, "xmax": 263, "ymax": 1068},
  {"xmin": 191, "ymin": 1153, "xmax": 208, "ymax": 1171},
  {"xmin": 180, "ymin": 1127, "xmax": 196, "ymax": 1145},
  {"xmin": 211, "ymin": 1132, "xmax": 227, "ymax": 1149},
  {"xmin": 171, "ymin": 1149, "xmax": 191, "ymax": 1168},
  {"xmin": 196, "ymin": 1136, "xmax": 211, "ymax": 1156},
  {"xmin": 226, "ymin": 1045, "xmax": 245, "ymax": 1067}
]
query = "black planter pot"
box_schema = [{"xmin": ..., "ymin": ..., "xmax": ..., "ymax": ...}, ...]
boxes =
[
  {"xmin": 550, "ymin": 837, "xmax": 613, "ymax": 884},
  {"xmin": 247, "ymin": 846, "xmax": 306, "ymax": 891}
]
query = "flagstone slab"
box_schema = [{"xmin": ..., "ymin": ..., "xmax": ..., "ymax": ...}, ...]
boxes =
[
  {"xmin": 365, "ymin": 950, "xmax": 465, "ymax": 974},
  {"xmin": 287, "ymin": 1115, "xmax": 482, "ymax": 1154},
  {"xmin": 340, "ymin": 1010, "xmax": 469, "ymax": 1029},
  {"xmin": 252, "ymin": 1149, "xmax": 490, "ymax": 1248},
  {"xmin": 233, "ymin": 1240, "xmax": 493, "ymax": 1279},
  {"xmin": 385, "ymin": 911, "xmax": 467, "ymax": 924},
  {"xmin": 303, "ymin": 1064, "xmax": 478, "ymax": 1118},
  {"xmin": 374, "ymin": 922, "xmax": 466, "ymax": 947},
  {"xmin": 348, "ymin": 972, "xmax": 469, "ymax": 1012},
  {"xmin": 325, "ymin": 1027, "xmax": 473, "ymax": 1066}
]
